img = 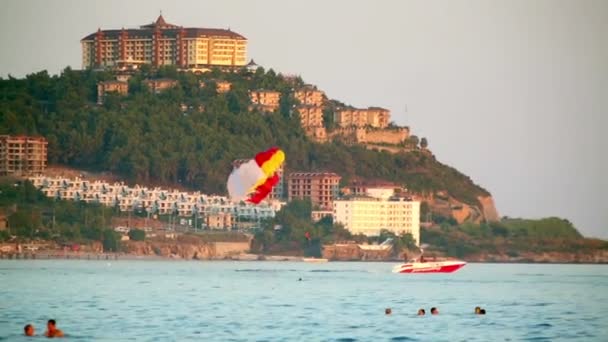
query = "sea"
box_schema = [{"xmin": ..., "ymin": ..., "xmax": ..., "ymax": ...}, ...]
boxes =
[{"xmin": 0, "ymin": 261, "xmax": 607, "ymax": 341}]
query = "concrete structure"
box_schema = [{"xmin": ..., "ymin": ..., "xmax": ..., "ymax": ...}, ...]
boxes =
[
  {"xmin": 288, "ymin": 172, "xmax": 341, "ymax": 210},
  {"xmin": 294, "ymin": 86, "xmax": 324, "ymax": 106},
  {"xmin": 311, "ymin": 210, "xmax": 333, "ymax": 223},
  {"xmin": 297, "ymin": 105, "xmax": 324, "ymax": 128},
  {"xmin": 81, "ymin": 15, "xmax": 247, "ymax": 70},
  {"xmin": 250, "ymin": 90, "xmax": 281, "ymax": 112},
  {"xmin": 333, "ymin": 196, "xmax": 420, "ymax": 243},
  {"xmin": 0, "ymin": 135, "xmax": 47, "ymax": 176},
  {"xmin": 205, "ymin": 212, "xmax": 233, "ymax": 230},
  {"xmin": 143, "ymin": 78, "xmax": 178, "ymax": 93},
  {"xmin": 216, "ymin": 81, "xmax": 232, "ymax": 93},
  {"xmin": 28, "ymin": 175, "xmax": 282, "ymax": 229},
  {"xmin": 97, "ymin": 81, "xmax": 128, "ymax": 104},
  {"xmin": 328, "ymin": 127, "xmax": 409, "ymax": 145},
  {"xmin": 304, "ymin": 126, "xmax": 328, "ymax": 143},
  {"xmin": 334, "ymin": 107, "xmax": 390, "ymax": 128},
  {"xmin": 344, "ymin": 179, "xmax": 401, "ymax": 199}
]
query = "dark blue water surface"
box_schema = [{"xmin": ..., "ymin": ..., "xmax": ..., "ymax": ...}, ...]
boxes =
[{"xmin": 1, "ymin": 261, "xmax": 607, "ymax": 341}]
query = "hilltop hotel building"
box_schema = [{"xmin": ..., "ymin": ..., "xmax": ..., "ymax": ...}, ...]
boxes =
[{"xmin": 81, "ymin": 15, "xmax": 247, "ymax": 70}]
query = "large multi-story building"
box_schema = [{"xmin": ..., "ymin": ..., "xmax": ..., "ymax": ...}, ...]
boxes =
[
  {"xmin": 334, "ymin": 107, "xmax": 390, "ymax": 128},
  {"xmin": 249, "ymin": 90, "xmax": 281, "ymax": 112},
  {"xmin": 294, "ymin": 86, "xmax": 324, "ymax": 106},
  {"xmin": 0, "ymin": 135, "xmax": 47, "ymax": 176},
  {"xmin": 288, "ymin": 172, "xmax": 341, "ymax": 210},
  {"xmin": 28, "ymin": 175, "xmax": 281, "ymax": 229},
  {"xmin": 297, "ymin": 105, "xmax": 324, "ymax": 128},
  {"xmin": 333, "ymin": 196, "xmax": 420, "ymax": 243},
  {"xmin": 81, "ymin": 15, "xmax": 247, "ymax": 70}
]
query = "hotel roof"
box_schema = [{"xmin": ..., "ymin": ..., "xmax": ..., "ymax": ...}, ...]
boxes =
[{"xmin": 81, "ymin": 15, "xmax": 246, "ymax": 41}]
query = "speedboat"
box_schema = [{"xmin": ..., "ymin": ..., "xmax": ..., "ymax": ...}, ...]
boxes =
[{"xmin": 392, "ymin": 259, "xmax": 466, "ymax": 273}]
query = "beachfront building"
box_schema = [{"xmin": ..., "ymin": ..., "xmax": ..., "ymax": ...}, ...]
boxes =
[
  {"xmin": 81, "ymin": 15, "xmax": 247, "ymax": 70},
  {"xmin": 334, "ymin": 107, "xmax": 390, "ymax": 128},
  {"xmin": 0, "ymin": 135, "xmax": 48, "ymax": 176},
  {"xmin": 333, "ymin": 196, "xmax": 420, "ymax": 243},
  {"xmin": 28, "ymin": 175, "xmax": 282, "ymax": 229},
  {"xmin": 287, "ymin": 172, "xmax": 341, "ymax": 210}
]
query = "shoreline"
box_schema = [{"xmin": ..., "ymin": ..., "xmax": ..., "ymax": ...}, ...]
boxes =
[{"xmin": 1, "ymin": 252, "xmax": 607, "ymax": 265}]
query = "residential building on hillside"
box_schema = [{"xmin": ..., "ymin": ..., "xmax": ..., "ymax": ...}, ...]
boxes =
[
  {"xmin": 294, "ymin": 86, "xmax": 324, "ymax": 106},
  {"xmin": 143, "ymin": 78, "xmax": 178, "ymax": 93},
  {"xmin": 216, "ymin": 81, "xmax": 232, "ymax": 93},
  {"xmin": 97, "ymin": 80, "xmax": 128, "ymax": 104},
  {"xmin": 28, "ymin": 175, "xmax": 282, "ymax": 229},
  {"xmin": 81, "ymin": 15, "xmax": 247, "ymax": 70},
  {"xmin": 287, "ymin": 172, "xmax": 341, "ymax": 210},
  {"xmin": 297, "ymin": 105, "xmax": 324, "ymax": 128},
  {"xmin": 249, "ymin": 90, "xmax": 281, "ymax": 112},
  {"xmin": 333, "ymin": 196, "xmax": 420, "ymax": 243},
  {"xmin": 343, "ymin": 179, "xmax": 402, "ymax": 200},
  {"xmin": 0, "ymin": 135, "xmax": 47, "ymax": 176},
  {"xmin": 334, "ymin": 107, "xmax": 390, "ymax": 128}
]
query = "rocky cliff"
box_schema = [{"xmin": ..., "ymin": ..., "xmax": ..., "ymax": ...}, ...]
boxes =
[{"xmin": 123, "ymin": 240, "xmax": 250, "ymax": 260}]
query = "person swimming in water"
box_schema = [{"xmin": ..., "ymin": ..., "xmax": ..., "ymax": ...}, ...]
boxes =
[
  {"xmin": 475, "ymin": 306, "xmax": 481, "ymax": 314},
  {"xmin": 44, "ymin": 319, "xmax": 64, "ymax": 338},
  {"xmin": 431, "ymin": 307, "xmax": 439, "ymax": 315},
  {"xmin": 24, "ymin": 324, "xmax": 35, "ymax": 336},
  {"xmin": 385, "ymin": 308, "xmax": 392, "ymax": 315},
  {"xmin": 479, "ymin": 309, "xmax": 486, "ymax": 315},
  {"xmin": 417, "ymin": 308, "xmax": 425, "ymax": 316}
]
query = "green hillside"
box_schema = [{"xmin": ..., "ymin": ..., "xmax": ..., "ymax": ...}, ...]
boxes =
[{"xmin": 0, "ymin": 66, "xmax": 488, "ymax": 206}]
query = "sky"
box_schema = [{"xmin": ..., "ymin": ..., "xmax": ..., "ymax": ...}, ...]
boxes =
[{"xmin": 1, "ymin": 0, "xmax": 606, "ymax": 238}]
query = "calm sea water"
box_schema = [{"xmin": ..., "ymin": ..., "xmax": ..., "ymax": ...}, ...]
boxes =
[{"xmin": 0, "ymin": 261, "xmax": 607, "ymax": 341}]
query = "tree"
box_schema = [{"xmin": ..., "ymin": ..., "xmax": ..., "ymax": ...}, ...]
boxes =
[
  {"xmin": 102, "ymin": 229, "xmax": 121, "ymax": 252},
  {"xmin": 128, "ymin": 228, "xmax": 146, "ymax": 241}
]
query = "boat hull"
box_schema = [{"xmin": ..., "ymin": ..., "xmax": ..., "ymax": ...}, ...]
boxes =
[{"xmin": 392, "ymin": 260, "xmax": 466, "ymax": 274}]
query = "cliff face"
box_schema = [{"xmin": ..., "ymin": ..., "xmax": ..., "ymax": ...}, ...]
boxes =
[
  {"xmin": 123, "ymin": 240, "xmax": 250, "ymax": 259},
  {"xmin": 424, "ymin": 193, "xmax": 500, "ymax": 224},
  {"xmin": 468, "ymin": 250, "xmax": 608, "ymax": 263},
  {"xmin": 320, "ymin": 243, "xmax": 608, "ymax": 263}
]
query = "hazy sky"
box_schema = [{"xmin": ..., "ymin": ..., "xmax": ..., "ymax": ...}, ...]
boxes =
[{"xmin": 1, "ymin": 0, "xmax": 606, "ymax": 238}]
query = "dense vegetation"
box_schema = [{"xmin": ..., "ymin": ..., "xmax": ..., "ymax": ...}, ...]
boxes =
[
  {"xmin": 0, "ymin": 178, "xmax": 121, "ymax": 251},
  {"xmin": 0, "ymin": 66, "xmax": 488, "ymax": 205},
  {"xmin": 421, "ymin": 218, "xmax": 607, "ymax": 259},
  {"xmin": 250, "ymin": 199, "xmax": 417, "ymax": 257}
]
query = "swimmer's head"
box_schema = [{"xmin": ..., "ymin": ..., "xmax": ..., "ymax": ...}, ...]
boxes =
[
  {"xmin": 385, "ymin": 308, "xmax": 392, "ymax": 315},
  {"xmin": 475, "ymin": 306, "xmax": 481, "ymax": 314},
  {"xmin": 480, "ymin": 309, "xmax": 486, "ymax": 315},
  {"xmin": 24, "ymin": 324, "xmax": 35, "ymax": 336},
  {"xmin": 417, "ymin": 308, "xmax": 425, "ymax": 316},
  {"xmin": 47, "ymin": 319, "xmax": 57, "ymax": 331},
  {"xmin": 431, "ymin": 307, "xmax": 439, "ymax": 315}
]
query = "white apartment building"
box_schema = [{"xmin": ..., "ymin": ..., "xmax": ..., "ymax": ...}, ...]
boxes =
[
  {"xmin": 28, "ymin": 176, "xmax": 282, "ymax": 227},
  {"xmin": 333, "ymin": 196, "xmax": 420, "ymax": 244}
]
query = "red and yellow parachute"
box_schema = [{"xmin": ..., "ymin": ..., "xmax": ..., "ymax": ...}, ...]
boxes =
[{"xmin": 227, "ymin": 147, "xmax": 285, "ymax": 204}]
